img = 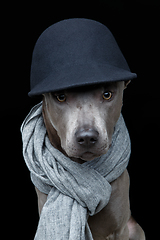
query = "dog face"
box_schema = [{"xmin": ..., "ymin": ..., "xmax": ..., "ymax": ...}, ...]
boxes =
[{"xmin": 42, "ymin": 81, "xmax": 127, "ymax": 161}]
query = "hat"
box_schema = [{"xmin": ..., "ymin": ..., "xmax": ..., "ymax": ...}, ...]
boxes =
[{"xmin": 29, "ymin": 18, "xmax": 137, "ymax": 97}]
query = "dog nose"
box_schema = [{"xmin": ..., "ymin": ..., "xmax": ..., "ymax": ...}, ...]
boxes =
[{"xmin": 75, "ymin": 128, "xmax": 99, "ymax": 147}]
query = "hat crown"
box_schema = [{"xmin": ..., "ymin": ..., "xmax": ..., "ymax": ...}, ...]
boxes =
[{"xmin": 29, "ymin": 18, "xmax": 136, "ymax": 96}]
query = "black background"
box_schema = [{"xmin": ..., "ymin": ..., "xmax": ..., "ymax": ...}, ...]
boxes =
[{"xmin": 4, "ymin": 1, "xmax": 159, "ymax": 239}]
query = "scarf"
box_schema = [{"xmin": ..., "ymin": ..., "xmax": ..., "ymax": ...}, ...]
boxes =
[{"xmin": 21, "ymin": 102, "xmax": 131, "ymax": 240}]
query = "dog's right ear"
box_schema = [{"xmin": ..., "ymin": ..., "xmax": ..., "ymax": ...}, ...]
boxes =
[
  {"xmin": 124, "ymin": 80, "xmax": 131, "ymax": 89},
  {"xmin": 42, "ymin": 98, "xmax": 59, "ymax": 147},
  {"xmin": 42, "ymin": 98, "xmax": 67, "ymax": 155}
]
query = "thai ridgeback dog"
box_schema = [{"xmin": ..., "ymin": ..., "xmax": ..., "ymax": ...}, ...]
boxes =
[{"xmin": 35, "ymin": 80, "xmax": 145, "ymax": 240}]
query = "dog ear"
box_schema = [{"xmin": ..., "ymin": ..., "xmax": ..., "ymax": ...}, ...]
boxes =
[
  {"xmin": 124, "ymin": 80, "xmax": 131, "ymax": 89},
  {"xmin": 42, "ymin": 97, "xmax": 68, "ymax": 157},
  {"xmin": 42, "ymin": 98, "xmax": 61, "ymax": 150}
]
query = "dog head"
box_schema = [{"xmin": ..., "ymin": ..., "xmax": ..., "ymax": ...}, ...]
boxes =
[{"xmin": 42, "ymin": 81, "xmax": 129, "ymax": 162}]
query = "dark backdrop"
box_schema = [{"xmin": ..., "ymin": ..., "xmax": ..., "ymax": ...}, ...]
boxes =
[{"xmin": 4, "ymin": 1, "xmax": 159, "ymax": 239}]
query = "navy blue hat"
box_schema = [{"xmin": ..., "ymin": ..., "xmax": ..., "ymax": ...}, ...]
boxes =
[{"xmin": 29, "ymin": 18, "xmax": 137, "ymax": 97}]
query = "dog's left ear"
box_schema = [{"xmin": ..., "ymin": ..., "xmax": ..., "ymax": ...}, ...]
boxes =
[{"xmin": 124, "ymin": 80, "xmax": 131, "ymax": 89}]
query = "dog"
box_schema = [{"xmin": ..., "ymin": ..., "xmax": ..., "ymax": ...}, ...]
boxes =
[{"xmin": 34, "ymin": 80, "xmax": 145, "ymax": 240}]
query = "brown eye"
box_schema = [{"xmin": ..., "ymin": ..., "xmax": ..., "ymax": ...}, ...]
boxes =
[
  {"xmin": 56, "ymin": 94, "xmax": 66, "ymax": 102},
  {"xmin": 103, "ymin": 91, "xmax": 112, "ymax": 100}
]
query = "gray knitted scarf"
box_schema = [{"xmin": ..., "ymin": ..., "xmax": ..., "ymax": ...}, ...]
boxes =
[{"xmin": 21, "ymin": 102, "xmax": 131, "ymax": 240}]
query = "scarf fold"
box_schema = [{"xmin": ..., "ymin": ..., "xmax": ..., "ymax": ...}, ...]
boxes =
[{"xmin": 21, "ymin": 102, "xmax": 131, "ymax": 240}]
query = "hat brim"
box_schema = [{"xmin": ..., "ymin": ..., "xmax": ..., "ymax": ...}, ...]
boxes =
[{"xmin": 28, "ymin": 63, "xmax": 137, "ymax": 97}]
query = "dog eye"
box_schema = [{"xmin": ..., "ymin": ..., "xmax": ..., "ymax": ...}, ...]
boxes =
[
  {"xmin": 56, "ymin": 94, "xmax": 66, "ymax": 102},
  {"xmin": 103, "ymin": 91, "xmax": 112, "ymax": 100}
]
